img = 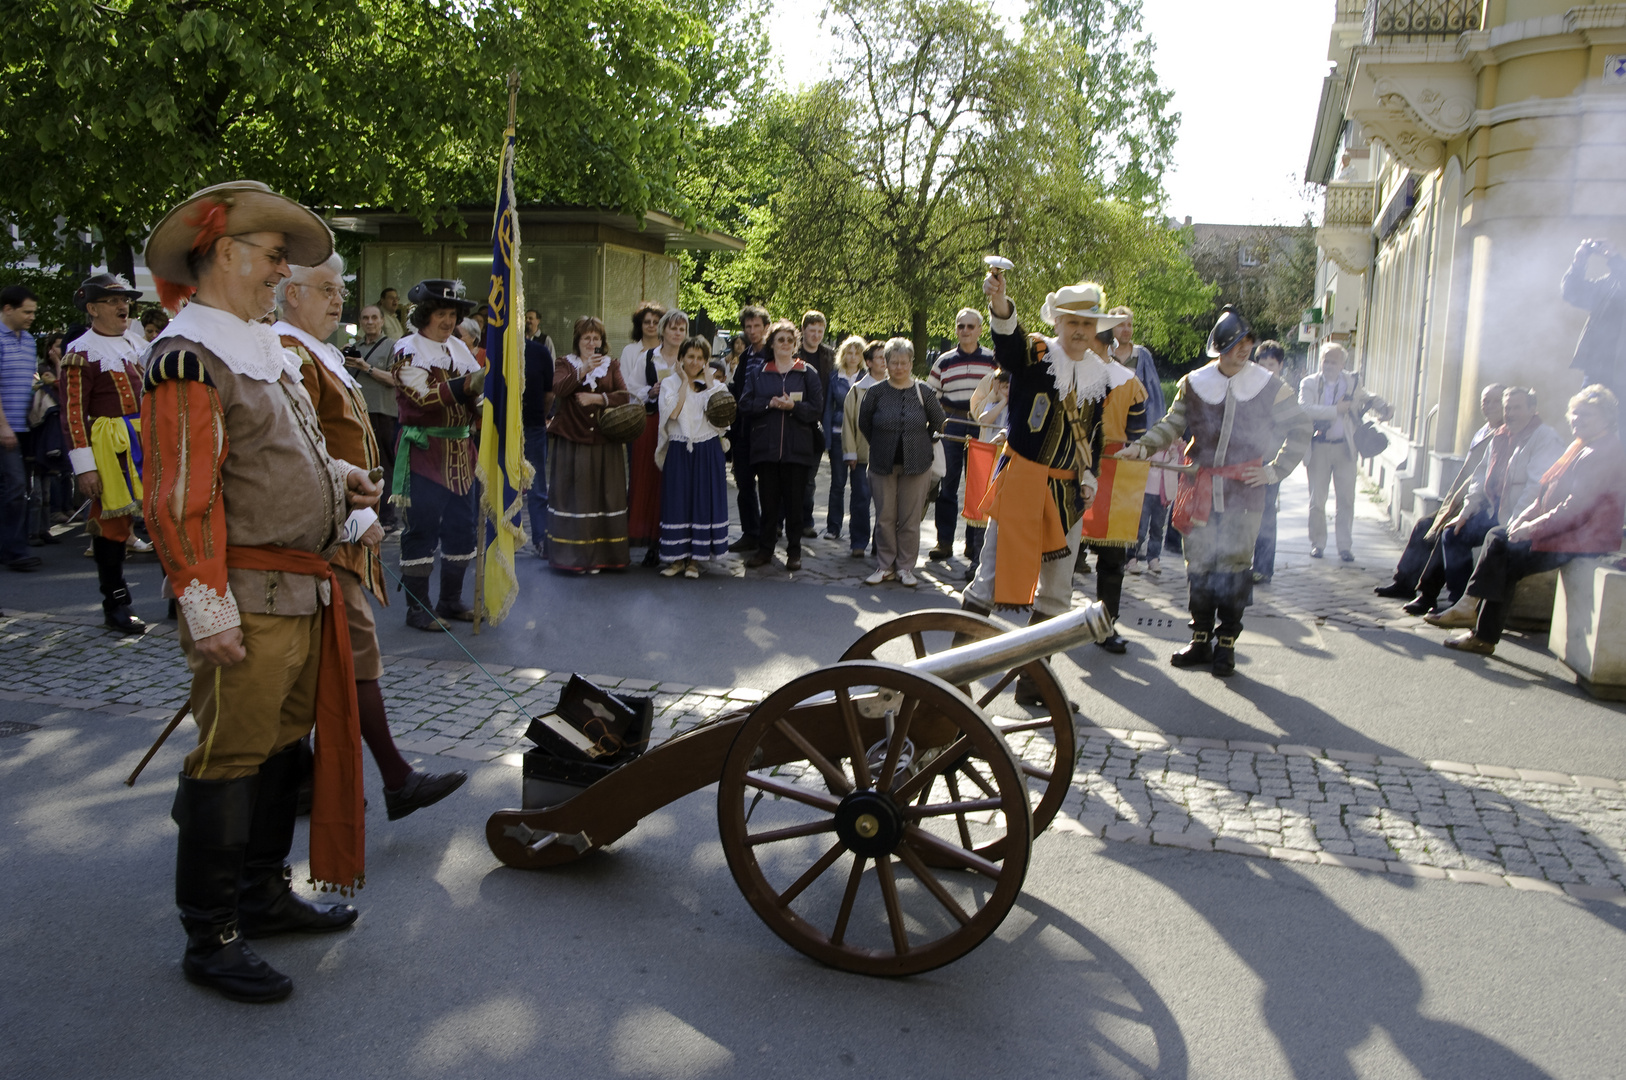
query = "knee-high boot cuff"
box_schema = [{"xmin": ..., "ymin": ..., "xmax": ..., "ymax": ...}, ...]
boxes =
[
  {"xmin": 436, "ymin": 561, "xmax": 472, "ymax": 619},
  {"xmin": 92, "ymin": 535, "xmax": 128, "ymax": 603},
  {"xmin": 173, "ymin": 773, "xmax": 259, "ymax": 925}
]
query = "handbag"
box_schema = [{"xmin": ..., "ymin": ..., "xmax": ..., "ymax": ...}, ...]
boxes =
[
  {"xmin": 917, "ymin": 383, "xmax": 947, "ymax": 479},
  {"xmin": 642, "ymin": 350, "xmax": 660, "ymax": 414},
  {"xmin": 1349, "ymin": 374, "xmax": 1388, "ymax": 458}
]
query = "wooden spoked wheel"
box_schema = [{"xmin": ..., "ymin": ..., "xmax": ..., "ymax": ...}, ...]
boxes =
[
  {"xmin": 717, "ymin": 661, "xmax": 1032, "ymax": 976},
  {"xmin": 841, "ymin": 610, "xmax": 1076, "ymax": 847}
]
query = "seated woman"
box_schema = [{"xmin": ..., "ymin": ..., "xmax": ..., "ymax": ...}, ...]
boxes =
[
  {"xmin": 546, "ymin": 316, "xmax": 633, "ymax": 573},
  {"xmin": 859, "ymin": 337, "xmax": 946, "ymax": 588},
  {"xmin": 1445, "ymin": 385, "xmax": 1626, "ymax": 655},
  {"xmin": 656, "ymin": 336, "xmax": 732, "ymax": 577}
]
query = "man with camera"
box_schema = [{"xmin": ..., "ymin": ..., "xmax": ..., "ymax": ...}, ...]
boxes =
[
  {"xmin": 345, "ymin": 305, "xmax": 399, "ymax": 529},
  {"xmin": 1298, "ymin": 342, "xmax": 1390, "ymax": 561},
  {"xmin": 1562, "ymin": 239, "xmax": 1626, "ymax": 403}
]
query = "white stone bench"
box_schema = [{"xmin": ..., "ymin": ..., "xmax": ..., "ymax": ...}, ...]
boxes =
[{"xmin": 1550, "ymin": 558, "xmax": 1626, "ymax": 701}]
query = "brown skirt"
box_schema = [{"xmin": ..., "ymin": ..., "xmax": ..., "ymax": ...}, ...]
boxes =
[{"xmin": 547, "ymin": 436, "xmax": 630, "ymax": 571}]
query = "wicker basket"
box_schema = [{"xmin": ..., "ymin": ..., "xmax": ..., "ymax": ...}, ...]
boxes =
[
  {"xmin": 599, "ymin": 401, "xmax": 648, "ymax": 444},
  {"xmin": 704, "ymin": 389, "xmax": 738, "ymax": 429}
]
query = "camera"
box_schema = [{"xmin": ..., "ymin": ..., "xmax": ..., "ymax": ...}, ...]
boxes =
[{"xmin": 341, "ymin": 344, "xmax": 362, "ymax": 360}]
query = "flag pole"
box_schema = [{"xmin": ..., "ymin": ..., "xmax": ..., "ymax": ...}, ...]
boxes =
[{"xmin": 474, "ymin": 72, "xmax": 520, "ymax": 637}]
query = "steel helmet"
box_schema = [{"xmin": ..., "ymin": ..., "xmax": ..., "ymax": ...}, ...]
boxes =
[{"xmin": 1205, "ymin": 304, "xmax": 1250, "ymax": 359}]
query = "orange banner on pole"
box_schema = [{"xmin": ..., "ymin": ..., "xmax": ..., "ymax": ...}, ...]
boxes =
[{"xmin": 962, "ymin": 438, "xmax": 998, "ymax": 524}]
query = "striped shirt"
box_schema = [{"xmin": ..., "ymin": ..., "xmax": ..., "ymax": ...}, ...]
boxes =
[
  {"xmin": 927, "ymin": 346, "xmax": 996, "ymax": 411},
  {"xmin": 0, "ymin": 325, "xmax": 35, "ymax": 431}
]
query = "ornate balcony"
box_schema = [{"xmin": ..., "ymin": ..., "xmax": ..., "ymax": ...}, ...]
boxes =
[
  {"xmin": 1364, "ymin": 0, "xmax": 1481, "ymax": 43},
  {"xmin": 1318, "ymin": 181, "xmax": 1376, "ymax": 275}
]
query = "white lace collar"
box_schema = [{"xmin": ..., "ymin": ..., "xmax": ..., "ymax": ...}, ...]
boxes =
[
  {"xmin": 272, "ymin": 321, "xmax": 358, "ymax": 388},
  {"xmin": 1043, "ymin": 340, "xmax": 1125, "ymax": 404},
  {"xmin": 69, "ymin": 327, "xmax": 149, "ymax": 373},
  {"xmin": 568, "ymin": 353, "xmax": 613, "ymax": 385},
  {"xmin": 396, "ymin": 332, "xmax": 480, "ymax": 375},
  {"xmin": 1187, "ymin": 360, "xmax": 1273, "ymax": 405},
  {"xmin": 165, "ymin": 303, "xmax": 299, "ymax": 383}
]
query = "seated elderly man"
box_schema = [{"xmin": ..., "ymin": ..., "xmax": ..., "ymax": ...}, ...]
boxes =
[
  {"xmin": 1375, "ymin": 382, "xmax": 1504, "ymax": 605},
  {"xmin": 1444, "ymin": 386, "xmax": 1626, "ymax": 655},
  {"xmin": 1425, "ymin": 386, "xmax": 1566, "ymax": 627}
]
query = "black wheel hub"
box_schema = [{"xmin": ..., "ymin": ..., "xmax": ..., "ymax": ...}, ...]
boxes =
[{"xmin": 834, "ymin": 788, "xmax": 905, "ymax": 858}]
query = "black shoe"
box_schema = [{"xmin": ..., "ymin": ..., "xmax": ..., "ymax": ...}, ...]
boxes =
[
  {"xmin": 1211, "ymin": 637, "xmax": 1237, "ymax": 677},
  {"xmin": 963, "ymin": 566, "xmax": 975, "ymax": 583},
  {"xmin": 744, "ymin": 551, "xmax": 773, "ymax": 568},
  {"xmin": 727, "ymin": 536, "xmax": 758, "ymax": 553},
  {"xmin": 5, "ymin": 555, "xmax": 41, "ymax": 572},
  {"xmin": 1374, "ymin": 583, "xmax": 1412, "ymax": 599},
  {"xmin": 385, "ymin": 768, "xmax": 468, "ymax": 821},
  {"xmin": 1339, "ymin": 550, "xmax": 1354, "ymax": 563},
  {"xmin": 403, "ymin": 573, "xmax": 438, "ymax": 630},
  {"xmin": 1096, "ymin": 633, "xmax": 1128, "ymax": 654},
  {"xmin": 1309, "ymin": 547, "xmax": 1323, "ymax": 559},
  {"xmin": 182, "ymin": 921, "xmax": 293, "ymax": 1003},
  {"xmin": 1402, "ymin": 598, "xmax": 1438, "ymax": 617},
  {"xmin": 786, "ymin": 555, "xmax": 803, "ymax": 571},
  {"xmin": 641, "ymin": 546, "xmax": 660, "ymax": 567},
  {"xmin": 926, "ymin": 546, "xmax": 951, "ymax": 561},
  {"xmin": 104, "ymin": 589, "xmax": 148, "ymax": 636},
  {"xmin": 239, "ymin": 866, "xmax": 358, "ymax": 938},
  {"xmin": 1014, "ymin": 673, "xmax": 1045, "ymax": 707},
  {"xmin": 801, "ymin": 526, "xmax": 818, "ymax": 539},
  {"xmin": 1170, "ymin": 636, "xmax": 1213, "ymax": 668}
]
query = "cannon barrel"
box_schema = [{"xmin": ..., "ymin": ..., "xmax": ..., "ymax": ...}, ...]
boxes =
[{"xmin": 902, "ymin": 601, "xmax": 1115, "ymax": 687}]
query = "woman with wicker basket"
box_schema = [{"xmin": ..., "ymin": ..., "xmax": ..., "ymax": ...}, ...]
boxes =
[
  {"xmin": 655, "ymin": 336, "xmax": 735, "ymax": 577},
  {"xmin": 547, "ymin": 316, "xmax": 635, "ymax": 572}
]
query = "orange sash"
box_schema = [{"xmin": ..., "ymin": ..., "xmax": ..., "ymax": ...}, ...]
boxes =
[
  {"xmin": 1170, "ymin": 460, "xmax": 1260, "ymax": 535},
  {"xmin": 982, "ymin": 448, "xmax": 1073, "ymax": 608},
  {"xmin": 961, "ymin": 438, "xmax": 998, "ymax": 525},
  {"xmin": 226, "ymin": 544, "xmax": 365, "ymax": 895}
]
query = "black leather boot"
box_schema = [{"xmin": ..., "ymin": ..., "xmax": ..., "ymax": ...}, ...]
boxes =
[
  {"xmin": 173, "ymin": 772, "xmax": 292, "ymax": 1003},
  {"xmin": 1212, "ymin": 571, "xmax": 1248, "ymax": 677},
  {"xmin": 1014, "ymin": 610, "xmax": 1054, "ymax": 705},
  {"xmin": 237, "ymin": 743, "xmax": 359, "ymax": 939},
  {"xmin": 1172, "ymin": 576, "xmax": 1216, "ymax": 668},
  {"xmin": 95, "ymin": 536, "xmax": 146, "ymax": 635},
  {"xmin": 435, "ymin": 561, "xmax": 474, "ymax": 622},
  {"xmin": 402, "ymin": 572, "xmax": 437, "ymax": 631}
]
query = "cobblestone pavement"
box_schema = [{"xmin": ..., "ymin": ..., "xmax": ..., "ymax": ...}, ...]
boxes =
[{"xmin": 6, "ymin": 604, "xmax": 1624, "ymax": 901}]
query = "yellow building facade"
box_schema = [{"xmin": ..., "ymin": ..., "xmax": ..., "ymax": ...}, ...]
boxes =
[{"xmin": 1307, "ymin": 0, "xmax": 1626, "ymax": 528}]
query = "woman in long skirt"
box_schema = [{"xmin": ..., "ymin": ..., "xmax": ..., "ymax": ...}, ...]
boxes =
[
  {"xmin": 656, "ymin": 336, "xmax": 732, "ymax": 576},
  {"xmin": 547, "ymin": 316, "xmax": 634, "ymax": 572},
  {"xmin": 626, "ymin": 308, "xmax": 688, "ymax": 564}
]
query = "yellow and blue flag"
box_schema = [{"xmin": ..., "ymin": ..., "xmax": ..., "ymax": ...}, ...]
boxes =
[{"xmin": 475, "ymin": 118, "xmax": 531, "ymax": 627}]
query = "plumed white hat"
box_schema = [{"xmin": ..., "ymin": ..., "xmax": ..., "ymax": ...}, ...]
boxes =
[{"xmin": 1039, "ymin": 281, "xmax": 1127, "ymax": 330}]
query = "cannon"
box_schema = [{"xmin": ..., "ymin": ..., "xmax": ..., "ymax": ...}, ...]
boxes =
[{"xmin": 487, "ymin": 604, "xmax": 1114, "ymax": 976}]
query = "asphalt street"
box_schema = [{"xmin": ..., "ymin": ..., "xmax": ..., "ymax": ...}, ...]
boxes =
[{"xmin": 3, "ymin": 468, "xmax": 1624, "ymax": 1079}]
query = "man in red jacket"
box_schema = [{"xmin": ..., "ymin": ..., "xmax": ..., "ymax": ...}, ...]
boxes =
[{"xmin": 1445, "ymin": 385, "xmax": 1626, "ymax": 655}]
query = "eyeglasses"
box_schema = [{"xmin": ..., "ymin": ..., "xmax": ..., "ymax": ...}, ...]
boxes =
[
  {"xmin": 956, "ymin": 323, "xmax": 979, "ymax": 330},
  {"xmin": 295, "ymin": 282, "xmax": 349, "ymax": 301},
  {"xmin": 229, "ymin": 236, "xmax": 290, "ymax": 266}
]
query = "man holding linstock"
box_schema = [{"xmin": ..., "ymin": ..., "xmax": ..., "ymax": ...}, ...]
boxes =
[{"xmin": 142, "ymin": 180, "xmax": 381, "ymax": 1003}]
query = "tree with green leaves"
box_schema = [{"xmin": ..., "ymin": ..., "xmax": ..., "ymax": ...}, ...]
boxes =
[
  {"xmin": 0, "ymin": 0, "xmax": 759, "ymax": 277},
  {"xmin": 687, "ymin": 0, "xmax": 1209, "ymax": 364}
]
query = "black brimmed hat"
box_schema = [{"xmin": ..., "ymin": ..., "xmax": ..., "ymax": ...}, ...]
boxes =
[
  {"xmin": 1205, "ymin": 304, "xmax": 1251, "ymax": 359},
  {"xmin": 73, "ymin": 273, "xmax": 142, "ymax": 311},
  {"xmin": 407, "ymin": 279, "xmax": 479, "ymax": 313}
]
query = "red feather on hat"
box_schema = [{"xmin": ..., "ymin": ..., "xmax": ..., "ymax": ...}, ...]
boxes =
[{"xmin": 155, "ymin": 200, "xmax": 230, "ymax": 313}]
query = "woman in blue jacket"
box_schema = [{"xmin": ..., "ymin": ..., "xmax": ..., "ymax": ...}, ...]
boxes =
[{"xmin": 740, "ymin": 319, "xmax": 824, "ymax": 571}]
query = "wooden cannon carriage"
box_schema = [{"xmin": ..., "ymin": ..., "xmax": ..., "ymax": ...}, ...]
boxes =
[{"xmin": 486, "ymin": 604, "xmax": 1114, "ymax": 976}]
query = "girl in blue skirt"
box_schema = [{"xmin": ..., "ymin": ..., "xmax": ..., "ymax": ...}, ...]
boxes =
[{"xmin": 656, "ymin": 336, "xmax": 733, "ymax": 577}]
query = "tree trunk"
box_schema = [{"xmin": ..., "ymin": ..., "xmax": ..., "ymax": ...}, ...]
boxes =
[
  {"xmin": 104, "ymin": 235, "xmax": 136, "ymax": 283},
  {"xmin": 910, "ymin": 308, "xmax": 929, "ymax": 376}
]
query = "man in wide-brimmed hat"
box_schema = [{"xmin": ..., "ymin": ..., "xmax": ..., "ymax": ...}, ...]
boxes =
[
  {"xmin": 141, "ymin": 180, "xmax": 382, "ymax": 1003},
  {"xmin": 1121, "ymin": 305, "xmax": 1311, "ymax": 677},
  {"xmin": 61, "ymin": 272, "xmax": 151, "ymax": 634},
  {"xmin": 273, "ymin": 256, "xmax": 467, "ymax": 819},
  {"xmin": 389, "ymin": 278, "xmax": 485, "ymax": 631},
  {"xmin": 962, "ymin": 272, "xmax": 1149, "ymax": 695}
]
